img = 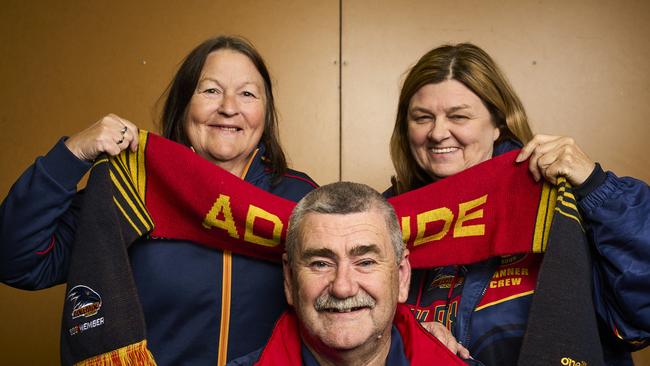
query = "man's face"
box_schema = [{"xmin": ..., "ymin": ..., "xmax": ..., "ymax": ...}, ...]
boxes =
[{"xmin": 283, "ymin": 209, "xmax": 410, "ymax": 353}]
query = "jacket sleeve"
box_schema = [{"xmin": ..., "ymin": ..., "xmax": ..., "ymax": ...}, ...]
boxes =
[
  {"xmin": 0, "ymin": 139, "xmax": 91, "ymax": 290},
  {"xmin": 579, "ymin": 170, "xmax": 650, "ymax": 349}
]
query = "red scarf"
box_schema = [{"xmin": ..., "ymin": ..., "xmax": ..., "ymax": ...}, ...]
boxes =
[
  {"xmin": 127, "ymin": 131, "xmax": 555, "ymax": 267},
  {"xmin": 253, "ymin": 304, "xmax": 466, "ymax": 365}
]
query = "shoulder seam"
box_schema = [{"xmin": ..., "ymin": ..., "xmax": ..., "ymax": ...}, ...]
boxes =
[{"xmin": 283, "ymin": 173, "xmax": 318, "ymax": 188}]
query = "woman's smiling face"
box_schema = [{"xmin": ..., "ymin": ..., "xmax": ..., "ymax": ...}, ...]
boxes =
[
  {"xmin": 185, "ymin": 49, "xmax": 266, "ymax": 177},
  {"xmin": 407, "ymin": 79, "xmax": 500, "ymax": 180}
]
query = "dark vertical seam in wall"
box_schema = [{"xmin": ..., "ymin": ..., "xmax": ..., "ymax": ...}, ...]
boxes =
[{"xmin": 338, "ymin": 0, "xmax": 343, "ymax": 181}]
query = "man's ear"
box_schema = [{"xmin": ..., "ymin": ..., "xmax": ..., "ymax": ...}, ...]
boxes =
[
  {"xmin": 397, "ymin": 249, "xmax": 411, "ymax": 303},
  {"xmin": 282, "ymin": 253, "xmax": 295, "ymax": 306}
]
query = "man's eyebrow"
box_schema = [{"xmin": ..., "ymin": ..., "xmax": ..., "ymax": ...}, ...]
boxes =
[
  {"xmin": 300, "ymin": 248, "xmax": 337, "ymax": 261},
  {"xmin": 299, "ymin": 245, "xmax": 381, "ymax": 261},
  {"xmin": 349, "ymin": 244, "xmax": 381, "ymax": 257}
]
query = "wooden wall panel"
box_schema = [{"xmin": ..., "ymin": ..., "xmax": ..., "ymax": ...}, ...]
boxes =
[
  {"xmin": 2, "ymin": 0, "xmax": 649, "ymax": 365},
  {"xmin": 0, "ymin": 1, "xmax": 338, "ymax": 364},
  {"xmin": 341, "ymin": 0, "xmax": 650, "ymax": 191}
]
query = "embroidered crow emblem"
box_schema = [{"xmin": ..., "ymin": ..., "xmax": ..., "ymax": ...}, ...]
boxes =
[{"xmin": 67, "ymin": 285, "xmax": 102, "ymax": 319}]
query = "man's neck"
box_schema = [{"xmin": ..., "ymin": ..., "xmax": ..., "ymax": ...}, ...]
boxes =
[{"xmin": 303, "ymin": 332, "xmax": 392, "ymax": 366}]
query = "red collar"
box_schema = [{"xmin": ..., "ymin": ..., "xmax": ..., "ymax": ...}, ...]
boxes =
[{"xmin": 254, "ymin": 304, "xmax": 465, "ymax": 366}]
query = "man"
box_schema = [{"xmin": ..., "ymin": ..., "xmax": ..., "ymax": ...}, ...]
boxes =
[{"xmin": 229, "ymin": 182, "xmax": 467, "ymax": 366}]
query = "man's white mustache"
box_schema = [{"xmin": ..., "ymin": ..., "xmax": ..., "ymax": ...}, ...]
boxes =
[{"xmin": 314, "ymin": 291, "xmax": 376, "ymax": 312}]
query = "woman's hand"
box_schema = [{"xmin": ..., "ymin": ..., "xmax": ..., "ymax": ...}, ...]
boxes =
[
  {"xmin": 420, "ymin": 321, "xmax": 471, "ymax": 359},
  {"xmin": 516, "ymin": 134, "xmax": 595, "ymax": 186},
  {"xmin": 64, "ymin": 114, "xmax": 139, "ymax": 161}
]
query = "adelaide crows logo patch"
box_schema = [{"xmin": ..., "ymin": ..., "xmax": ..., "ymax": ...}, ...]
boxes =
[
  {"xmin": 67, "ymin": 285, "xmax": 102, "ymax": 319},
  {"xmin": 428, "ymin": 274, "xmax": 464, "ymax": 290}
]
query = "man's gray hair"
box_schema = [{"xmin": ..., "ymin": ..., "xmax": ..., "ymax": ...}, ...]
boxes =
[{"xmin": 286, "ymin": 182, "xmax": 404, "ymax": 263}]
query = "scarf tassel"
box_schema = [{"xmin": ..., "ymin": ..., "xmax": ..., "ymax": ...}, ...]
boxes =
[{"xmin": 75, "ymin": 340, "xmax": 156, "ymax": 366}]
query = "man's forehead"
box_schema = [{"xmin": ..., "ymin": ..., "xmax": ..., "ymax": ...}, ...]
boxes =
[
  {"xmin": 297, "ymin": 211, "xmax": 390, "ymax": 253},
  {"xmin": 302, "ymin": 210, "xmax": 385, "ymax": 233}
]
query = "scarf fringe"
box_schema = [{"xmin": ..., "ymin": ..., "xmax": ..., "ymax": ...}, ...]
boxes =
[{"xmin": 74, "ymin": 340, "xmax": 156, "ymax": 366}]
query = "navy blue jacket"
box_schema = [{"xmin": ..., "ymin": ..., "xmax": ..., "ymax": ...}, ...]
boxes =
[
  {"xmin": 385, "ymin": 141, "xmax": 650, "ymax": 366},
  {"xmin": 0, "ymin": 139, "xmax": 318, "ymax": 365},
  {"xmin": 302, "ymin": 329, "xmax": 411, "ymax": 366}
]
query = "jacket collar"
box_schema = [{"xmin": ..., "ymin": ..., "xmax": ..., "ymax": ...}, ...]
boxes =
[
  {"xmin": 242, "ymin": 143, "xmax": 268, "ymax": 183},
  {"xmin": 253, "ymin": 304, "xmax": 465, "ymax": 366}
]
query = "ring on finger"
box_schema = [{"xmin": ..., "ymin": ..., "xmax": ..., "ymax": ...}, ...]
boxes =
[
  {"xmin": 117, "ymin": 137, "xmax": 124, "ymax": 145},
  {"xmin": 120, "ymin": 126, "xmax": 128, "ymax": 135}
]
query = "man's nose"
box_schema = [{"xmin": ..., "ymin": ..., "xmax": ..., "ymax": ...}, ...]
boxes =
[{"xmin": 329, "ymin": 264, "xmax": 359, "ymax": 299}]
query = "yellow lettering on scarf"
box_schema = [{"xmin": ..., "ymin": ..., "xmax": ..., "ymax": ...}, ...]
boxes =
[
  {"xmin": 454, "ymin": 194, "xmax": 487, "ymax": 238},
  {"xmin": 403, "ymin": 194, "xmax": 488, "ymax": 246},
  {"xmin": 401, "ymin": 216, "xmax": 411, "ymax": 243},
  {"xmin": 203, "ymin": 194, "xmax": 240, "ymax": 239},
  {"xmin": 413, "ymin": 207, "xmax": 453, "ymax": 246},
  {"xmin": 244, "ymin": 205, "xmax": 283, "ymax": 247}
]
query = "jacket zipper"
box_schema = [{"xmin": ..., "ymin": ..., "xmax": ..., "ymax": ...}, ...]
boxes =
[{"xmin": 461, "ymin": 264, "xmax": 492, "ymax": 347}]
